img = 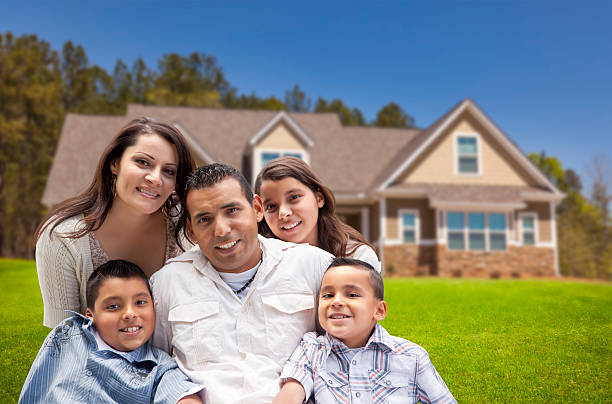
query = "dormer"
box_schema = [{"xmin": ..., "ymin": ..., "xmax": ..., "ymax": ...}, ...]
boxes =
[{"xmin": 248, "ymin": 111, "xmax": 314, "ymax": 182}]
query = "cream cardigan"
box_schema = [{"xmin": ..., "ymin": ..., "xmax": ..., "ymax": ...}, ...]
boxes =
[{"xmin": 36, "ymin": 214, "xmax": 93, "ymax": 328}]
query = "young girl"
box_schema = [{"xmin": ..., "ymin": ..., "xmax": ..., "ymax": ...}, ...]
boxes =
[{"xmin": 254, "ymin": 156, "xmax": 380, "ymax": 270}]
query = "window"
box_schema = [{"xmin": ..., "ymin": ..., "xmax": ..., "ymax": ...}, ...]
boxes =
[
  {"xmin": 446, "ymin": 211, "xmax": 507, "ymax": 251},
  {"xmin": 488, "ymin": 213, "xmax": 506, "ymax": 251},
  {"xmin": 520, "ymin": 213, "xmax": 537, "ymax": 246},
  {"xmin": 260, "ymin": 151, "xmax": 304, "ymax": 168},
  {"xmin": 457, "ymin": 135, "xmax": 479, "ymax": 174},
  {"xmin": 400, "ymin": 210, "xmax": 418, "ymax": 244},
  {"xmin": 447, "ymin": 212, "xmax": 464, "ymax": 250},
  {"xmin": 468, "ymin": 213, "xmax": 485, "ymax": 251}
]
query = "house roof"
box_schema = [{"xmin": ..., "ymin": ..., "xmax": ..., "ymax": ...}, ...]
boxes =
[{"xmin": 42, "ymin": 99, "xmax": 563, "ymax": 208}]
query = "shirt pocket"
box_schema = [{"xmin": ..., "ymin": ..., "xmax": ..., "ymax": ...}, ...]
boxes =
[
  {"xmin": 168, "ymin": 301, "xmax": 221, "ymax": 366},
  {"xmin": 370, "ymin": 370, "xmax": 417, "ymax": 403},
  {"xmin": 260, "ymin": 292, "xmax": 315, "ymax": 360},
  {"xmin": 314, "ymin": 369, "xmax": 349, "ymax": 402}
]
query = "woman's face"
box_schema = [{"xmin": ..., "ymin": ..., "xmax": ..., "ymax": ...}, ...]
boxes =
[
  {"xmin": 259, "ymin": 177, "xmax": 325, "ymax": 246},
  {"xmin": 111, "ymin": 133, "xmax": 178, "ymax": 216}
]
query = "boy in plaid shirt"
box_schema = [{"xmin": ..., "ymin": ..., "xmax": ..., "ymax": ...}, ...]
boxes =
[{"xmin": 272, "ymin": 257, "xmax": 456, "ymax": 404}]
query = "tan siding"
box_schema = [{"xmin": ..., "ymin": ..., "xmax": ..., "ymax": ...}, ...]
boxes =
[
  {"xmin": 257, "ymin": 123, "xmax": 305, "ymax": 149},
  {"xmin": 385, "ymin": 198, "xmax": 435, "ymax": 240},
  {"xmin": 517, "ymin": 202, "xmax": 551, "ymax": 242},
  {"xmin": 400, "ymin": 112, "xmax": 536, "ymax": 186}
]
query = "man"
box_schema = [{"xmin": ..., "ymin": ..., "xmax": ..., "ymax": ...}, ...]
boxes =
[{"xmin": 150, "ymin": 163, "xmax": 333, "ymax": 404}]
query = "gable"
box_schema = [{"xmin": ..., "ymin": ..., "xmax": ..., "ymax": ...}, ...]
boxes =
[
  {"xmin": 397, "ymin": 111, "xmax": 538, "ymax": 187},
  {"xmin": 257, "ymin": 122, "xmax": 307, "ymax": 150}
]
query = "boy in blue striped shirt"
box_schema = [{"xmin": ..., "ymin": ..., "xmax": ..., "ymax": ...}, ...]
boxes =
[
  {"xmin": 273, "ymin": 257, "xmax": 456, "ymax": 404},
  {"xmin": 20, "ymin": 260, "xmax": 203, "ymax": 404}
]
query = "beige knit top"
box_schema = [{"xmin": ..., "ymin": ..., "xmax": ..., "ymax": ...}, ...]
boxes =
[{"xmin": 36, "ymin": 214, "xmax": 181, "ymax": 328}]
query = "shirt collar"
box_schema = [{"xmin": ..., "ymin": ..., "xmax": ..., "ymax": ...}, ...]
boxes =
[{"xmin": 325, "ymin": 323, "xmax": 397, "ymax": 355}]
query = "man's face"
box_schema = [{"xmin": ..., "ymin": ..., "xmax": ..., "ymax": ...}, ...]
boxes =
[
  {"xmin": 186, "ymin": 178, "xmax": 264, "ymax": 273},
  {"xmin": 318, "ymin": 265, "xmax": 387, "ymax": 348},
  {"xmin": 86, "ymin": 277, "xmax": 155, "ymax": 352}
]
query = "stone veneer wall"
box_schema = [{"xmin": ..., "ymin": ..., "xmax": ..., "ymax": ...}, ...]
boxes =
[
  {"xmin": 383, "ymin": 245, "xmax": 437, "ymax": 276},
  {"xmin": 383, "ymin": 244, "xmax": 555, "ymax": 278}
]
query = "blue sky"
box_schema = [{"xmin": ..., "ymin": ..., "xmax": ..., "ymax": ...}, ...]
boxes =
[{"xmin": 2, "ymin": 1, "xmax": 610, "ymax": 192}]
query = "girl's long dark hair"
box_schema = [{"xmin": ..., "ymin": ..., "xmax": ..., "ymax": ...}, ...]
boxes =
[
  {"xmin": 33, "ymin": 117, "xmax": 195, "ymax": 246},
  {"xmin": 254, "ymin": 156, "xmax": 376, "ymax": 258}
]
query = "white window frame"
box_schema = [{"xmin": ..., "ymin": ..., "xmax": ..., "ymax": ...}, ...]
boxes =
[
  {"xmin": 398, "ymin": 209, "xmax": 420, "ymax": 245},
  {"xmin": 454, "ymin": 132, "xmax": 482, "ymax": 176},
  {"xmin": 487, "ymin": 212, "xmax": 508, "ymax": 251},
  {"xmin": 519, "ymin": 212, "xmax": 538, "ymax": 246},
  {"xmin": 253, "ymin": 148, "xmax": 309, "ymax": 182},
  {"xmin": 445, "ymin": 210, "xmax": 508, "ymax": 251}
]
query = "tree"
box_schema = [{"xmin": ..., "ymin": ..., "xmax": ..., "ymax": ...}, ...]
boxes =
[
  {"xmin": 314, "ymin": 97, "xmax": 366, "ymax": 126},
  {"xmin": 0, "ymin": 32, "xmax": 63, "ymax": 257},
  {"xmin": 373, "ymin": 102, "xmax": 415, "ymax": 128},
  {"xmin": 130, "ymin": 57, "xmax": 153, "ymax": 104},
  {"xmin": 222, "ymin": 91, "xmax": 286, "ymax": 110},
  {"xmin": 284, "ymin": 84, "xmax": 311, "ymax": 112}
]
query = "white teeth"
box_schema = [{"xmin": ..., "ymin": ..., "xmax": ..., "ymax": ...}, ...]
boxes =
[
  {"xmin": 330, "ymin": 314, "xmax": 349, "ymax": 319},
  {"xmin": 218, "ymin": 240, "xmax": 238, "ymax": 249},
  {"xmin": 282, "ymin": 221, "xmax": 301, "ymax": 230},
  {"xmin": 122, "ymin": 326, "xmax": 140, "ymax": 332},
  {"xmin": 138, "ymin": 188, "xmax": 159, "ymax": 197}
]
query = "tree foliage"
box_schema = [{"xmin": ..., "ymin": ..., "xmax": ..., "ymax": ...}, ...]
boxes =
[
  {"xmin": 314, "ymin": 97, "xmax": 366, "ymax": 126},
  {"xmin": 529, "ymin": 152, "xmax": 612, "ymax": 279},
  {"xmin": 374, "ymin": 102, "xmax": 415, "ymax": 128},
  {"xmin": 285, "ymin": 83, "xmax": 311, "ymax": 112}
]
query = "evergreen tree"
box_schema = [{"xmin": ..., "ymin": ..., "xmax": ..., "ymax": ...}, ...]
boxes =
[{"xmin": 373, "ymin": 102, "xmax": 415, "ymax": 128}]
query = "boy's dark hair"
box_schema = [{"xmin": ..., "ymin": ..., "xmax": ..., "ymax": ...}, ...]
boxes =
[
  {"xmin": 327, "ymin": 257, "xmax": 384, "ymax": 300},
  {"xmin": 177, "ymin": 163, "xmax": 253, "ymax": 249},
  {"xmin": 86, "ymin": 259, "xmax": 152, "ymax": 310}
]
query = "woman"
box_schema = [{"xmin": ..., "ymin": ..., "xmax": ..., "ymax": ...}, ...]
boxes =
[
  {"xmin": 254, "ymin": 156, "xmax": 380, "ymax": 270},
  {"xmin": 33, "ymin": 117, "xmax": 195, "ymax": 327}
]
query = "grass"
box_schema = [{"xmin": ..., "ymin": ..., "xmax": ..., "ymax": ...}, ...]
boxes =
[{"xmin": 1, "ymin": 259, "xmax": 611, "ymax": 402}]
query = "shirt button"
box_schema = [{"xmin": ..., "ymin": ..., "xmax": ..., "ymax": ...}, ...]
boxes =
[
  {"xmin": 385, "ymin": 379, "xmax": 391, "ymax": 385},
  {"xmin": 351, "ymin": 360, "xmax": 357, "ymax": 365},
  {"xmin": 355, "ymin": 392, "xmax": 361, "ymax": 398},
  {"xmin": 328, "ymin": 379, "xmax": 333, "ymax": 384},
  {"xmin": 86, "ymin": 370, "xmax": 92, "ymax": 376}
]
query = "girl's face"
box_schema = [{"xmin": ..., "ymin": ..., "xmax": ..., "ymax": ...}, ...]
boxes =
[
  {"xmin": 259, "ymin": 177, "xmax": 325, "ymax": 246},
  {"xmin": 111, "ymin": 133, "xmax": 178, "ymax": 216}
]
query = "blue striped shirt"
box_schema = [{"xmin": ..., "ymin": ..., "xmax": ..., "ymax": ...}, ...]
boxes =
[
  {"xmin": 280, "ymin": 324, "xmax": 457, "ymax": 403},
  {"xmin": 19, "ymin": 313, "xmax": 202, "ymax": 404}
]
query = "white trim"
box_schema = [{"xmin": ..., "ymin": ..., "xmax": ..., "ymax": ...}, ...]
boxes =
[
  {"xmin": 377, "ymin": 99, "xmax": 564, "ymax": 199},
  {"xmin": 379, "ymin": 198, "xmax": 387, "ymax": 268},
  {"xmin": 550, "ymin": 202, "xmax": 560, "ymax": 276},
  {"xmin": 430, "ymin": 200, "xmax": 526, "ymax": 211},
  {"xmin": 398, "ymin": 209, "xmax": 420, "ymax": 244},
  {"xmin": 252, "ymin": 148, "xmax": 310, "ymax": 183},
  {"xmin": 361, "ymin": 207, "xmax": 370, "ymax": 241},
  {"xmin": 384, "ymin": 238, "xmax": 436, "ymax": 246},
  {"xmin": 249, "ymin": 111, "xmax": 314, "ymax": 148},
  {"xmin": 518, "ymin": 212, "xmax": 538, "ymax": 246},
  {"xmin": 453, "ymin": 132, "xmax": 482, "ymax": 176},
  {"xmin": 173, "ymin": 122, "xmax": 215, "ymax": 164}
]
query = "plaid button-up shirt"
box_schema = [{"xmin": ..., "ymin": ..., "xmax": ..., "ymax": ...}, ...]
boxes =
[{"xmin": 280, "ymin": 324, "xmax": 457, "ymax": 403}]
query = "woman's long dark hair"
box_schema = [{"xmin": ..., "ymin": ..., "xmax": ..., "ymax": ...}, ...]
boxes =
[
  {"xmin": 33, "ymin": 117, "xmax": 195, "ymax": 246},
  {"xmin": 254, "ymin": 156, "xmax": 376, "ymax": 258}
]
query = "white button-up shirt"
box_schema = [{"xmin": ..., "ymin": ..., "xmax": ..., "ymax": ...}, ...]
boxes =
[{"xmin": 150, "ymin": 236, "xmax": 333, "ymax": 404}]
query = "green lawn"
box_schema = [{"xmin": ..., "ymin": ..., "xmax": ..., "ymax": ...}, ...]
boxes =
[{"xmin": 1, "ymin": 258, "xmax": 610, "ymax": 403}]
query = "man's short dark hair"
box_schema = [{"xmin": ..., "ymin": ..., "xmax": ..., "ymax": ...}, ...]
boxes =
[
  {"xmin": 177, "ymin": 163, "xmax": 254, "ymax": 250},
  {"xmin": 326, "ymin": 257, "xmax": 384, "ymax": 300},
  {"xmin": 86, "ymin": 259, "xmax": 151, "ymax": 310}
]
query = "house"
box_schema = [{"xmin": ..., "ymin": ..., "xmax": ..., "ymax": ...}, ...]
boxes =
[{"xmin": 42, "ymin": 98, "xmax": 564, "ymax": 277}]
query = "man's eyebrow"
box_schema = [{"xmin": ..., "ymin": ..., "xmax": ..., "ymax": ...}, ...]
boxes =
[{"xmin": 221, "ymin": 201, "xmax": 240, "ymax": 209}]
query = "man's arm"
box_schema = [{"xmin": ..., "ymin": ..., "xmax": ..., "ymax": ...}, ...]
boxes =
[{"xmin": 271, "ymin": 379, "xmax": 305, "ymax": 404}]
